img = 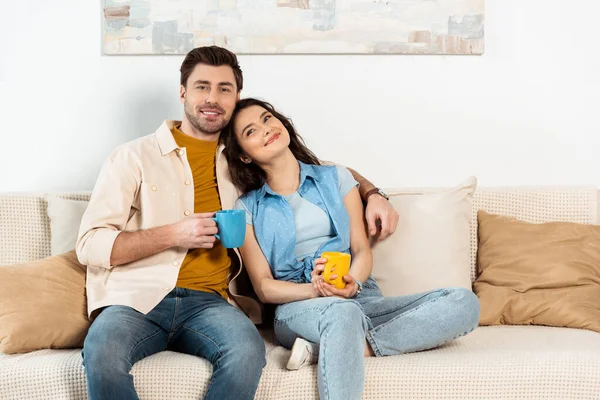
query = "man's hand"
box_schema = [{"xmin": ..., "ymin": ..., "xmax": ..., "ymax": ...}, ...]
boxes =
[
  {"xmin": 365, "ymin": 194, "xmax": 399, "ymax": 241},
  {"xmin": 172, "ymin": 212, "xmax": 218, "ymax": 249}
]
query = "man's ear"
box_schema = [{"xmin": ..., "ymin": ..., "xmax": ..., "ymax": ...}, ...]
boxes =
[
  {"xmin": 179, "ymin": 85, "xmax": 186, "ymax": 104},
  {"xmin": 236, "ymin": 91, "xmax": 241, "ymax": 102}
]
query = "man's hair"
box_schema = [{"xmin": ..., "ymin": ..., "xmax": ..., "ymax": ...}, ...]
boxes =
[
  {"xmin": 180, "ymin": 46, "xmax": 243, "ymax": 91},
  {"xmin": 221, "ymin": 98, "xmax": 321, "ymax": 194}
]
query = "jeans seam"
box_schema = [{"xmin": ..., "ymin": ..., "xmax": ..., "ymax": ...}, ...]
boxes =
[
  {"xmin": 435, "ymin": 325, "xmax": 477, "ymax": 349},
  {"xmin": 366, "ymin": 290, "xmax": 453, "ymax": 357},
  {"xmin": 369, "ymin": 290, "xmax": 449, "ymax": 336},
  {"xmin": 167, "ymin": 295, "xmax": 181, "ymax": 342},
  {"xmin": 364, "ymin": 289, "xmax": 449, "ymax": 320},
  {"xmin": 365, "ymin": 332, "xmax": 383, "ymax": 357},
  {"xmin": 127, "ymin": 329, "xmax": 164, "ymax": 361},
  {"xmin": 181, "ymin": 325, "xmax": 223, "ymax": 361},
  {"xmin": 204, "ymin": 355, "xmax": 222, "ymax": 397},
  {"xmin": 274, "ymin": 299, "xmax": 360, "ymax": 325},
  {"xmin": 320, "ymin": 317, "xmax": 329, "ymax": 400}
]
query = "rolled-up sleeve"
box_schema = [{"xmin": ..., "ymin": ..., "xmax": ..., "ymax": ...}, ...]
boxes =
[{"xmin": 76, "ymin": 147, "xmax": 140, "ymax": 269}]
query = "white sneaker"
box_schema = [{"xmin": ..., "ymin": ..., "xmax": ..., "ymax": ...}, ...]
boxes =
[{"xmin": 286, "ymin": 338, "xmax": 318, "ymax": 370}]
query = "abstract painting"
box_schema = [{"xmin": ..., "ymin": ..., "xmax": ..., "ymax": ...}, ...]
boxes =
[{"xmin": 103, "ymin": 0, "xmax": 484, "ymax": 55}]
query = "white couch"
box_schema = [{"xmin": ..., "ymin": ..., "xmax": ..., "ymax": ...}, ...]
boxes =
[{"xmin": 1, "ymin": 188, "xmax": 600, "ymax": 400}]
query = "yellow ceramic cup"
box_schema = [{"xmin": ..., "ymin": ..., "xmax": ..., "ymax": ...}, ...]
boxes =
[{"xmin": 321, "ymin": 252, "xmax": 351, "ymax": 289}]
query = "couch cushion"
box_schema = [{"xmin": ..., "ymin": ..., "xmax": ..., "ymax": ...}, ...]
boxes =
[
  {"xmin": 2, "ymin": 326, "xmax": 598, "ymax": 399},
  {"xmin": 262, "ymin": 326, "xmax": 600, "ymax": 399},
  {"xmin": 469, "ymin": 187, "xmax": 598, "ymax": 281},
  {"xmin": 0, "ymin": 251, "xmax": 90, "ymax": 354},
  {"xmin": 46, "ymin": 195, "xmax": 89, "ymax": 256},
  {"xmin": 0, "ymin": 349, "xmax": 210, "ymax": 400},
  {"xmin": 371, "ymin": 177, "xmax": 476, "ymax": 297},
  {"xmin": 475, "ymin": 211, "xmax": 600, "ymax": 333}
]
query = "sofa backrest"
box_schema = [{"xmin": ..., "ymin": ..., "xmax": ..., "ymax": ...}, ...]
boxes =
[
  {"xmin": 0, "ymin": 193, "xmax": 90, "ymax": 266},
  {"xmin": 386, "ymin": 187, "xmax": 598, "ymax": 281},
  {"xmin": 1, "ymin": 188, "xmax": 598, "ymax": 281}
]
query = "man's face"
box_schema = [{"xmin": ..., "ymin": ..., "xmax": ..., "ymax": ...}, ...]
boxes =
[{"xmin": 180, "ymin": 64, "xmax": 239, "ymax": 135}]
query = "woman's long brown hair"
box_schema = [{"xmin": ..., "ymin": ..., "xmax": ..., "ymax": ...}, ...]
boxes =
[{"xmin": 221, "ymin": 98, "xmax": 321, "ymax": 194}]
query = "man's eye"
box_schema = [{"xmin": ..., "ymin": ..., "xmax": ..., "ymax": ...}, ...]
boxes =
[
  {"xmin": 221, "ymin": 87, "xmax": 231, "ymax": 92},
  {"xmin": 197, "ymin": 85, "xmax": 208, "ymax": 91}
]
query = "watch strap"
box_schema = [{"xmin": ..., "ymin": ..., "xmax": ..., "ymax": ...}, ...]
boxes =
[
  {"xmin": 364, "ymin": 188, "xmax": 389, "ymax": 201},
  {"xmin": 352, "ymin": 279, "xmax": 363, "ymax": 298}
]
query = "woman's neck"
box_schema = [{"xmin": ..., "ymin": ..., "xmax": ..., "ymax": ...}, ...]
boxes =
[{"xmin": 262, "ymin": 150, "xmax": 301, "ymax": 196}]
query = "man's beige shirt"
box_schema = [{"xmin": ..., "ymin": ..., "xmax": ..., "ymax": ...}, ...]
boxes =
[{"xmin": 76, "ymin": 121, "xmax": 262, "ymax": 323}]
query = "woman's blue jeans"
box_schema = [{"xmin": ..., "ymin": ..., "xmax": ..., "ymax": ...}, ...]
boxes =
[{"xmin": 274, "ymin": 279, "xmax": 480, "ymax": 400}]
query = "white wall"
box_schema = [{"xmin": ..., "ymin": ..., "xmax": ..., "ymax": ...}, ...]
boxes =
[{"xmin": 1, "ymin": 0, "xmax": 599, "ymax": 192}]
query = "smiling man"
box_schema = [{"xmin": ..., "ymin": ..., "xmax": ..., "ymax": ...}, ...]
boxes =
[{"xmin": 76, "ymin": 46, "xmax": 398, "ymax": 400}]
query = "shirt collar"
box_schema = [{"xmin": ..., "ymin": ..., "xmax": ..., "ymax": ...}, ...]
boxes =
[
  {"xmin": 155, "ymin": 120, "xmax": 182, "ymax": 156},
  {"xmin": 256, "ymin": 160, "xmax": 319, "ymax": 200}
]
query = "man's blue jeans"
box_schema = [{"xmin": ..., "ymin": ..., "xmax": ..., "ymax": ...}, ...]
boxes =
[{"xmin": 82, "ymin": 288, "xmax": 266, "ymax": 400}]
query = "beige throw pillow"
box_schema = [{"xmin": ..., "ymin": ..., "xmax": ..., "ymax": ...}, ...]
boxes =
[
  {"xmin": 474, "ymin": 211, "xmax": 600, "ymax": 333},
  {"xmin": 0, "ymin": 251, "xmax": 90, "ymax": 354},
  {"xmin": 46, "ymin": 195, "xmax": 89, "ymax": 256},
  {"xmin": 371, "ymin": 177, "xmax": 476, "ymax": 297}
]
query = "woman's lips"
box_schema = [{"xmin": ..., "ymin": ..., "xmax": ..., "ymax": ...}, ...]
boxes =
[{"xmin": 265, "ymin": 133, "xmax": 280, "ymax": 146}]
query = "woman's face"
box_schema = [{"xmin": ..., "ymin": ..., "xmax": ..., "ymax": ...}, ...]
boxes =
[{"xmin": 234, "ymin": 105, "xmax": 291, "ymax": 165}]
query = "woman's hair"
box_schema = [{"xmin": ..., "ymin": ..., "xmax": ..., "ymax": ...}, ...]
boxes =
[{"xmin": 221, "ymin": 98, "xmax": 321, "ymax": 194}]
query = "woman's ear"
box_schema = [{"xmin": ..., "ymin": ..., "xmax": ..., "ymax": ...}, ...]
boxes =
[{"xmin": 240, "ymin": 155, "xmax": 252, "ymax": 164}]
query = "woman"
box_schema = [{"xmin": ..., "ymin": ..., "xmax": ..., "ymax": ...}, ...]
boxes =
[{"xmin": 222, "ymin": 98, "xmax": 480, "ymax": 400}]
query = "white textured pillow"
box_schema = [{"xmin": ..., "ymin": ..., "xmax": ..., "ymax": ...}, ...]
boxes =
[
  {"xmin": 371, "ymin": 177, "xmax": 477, "ymax": 297},
  {"xmin": 46, "ymin": 195, "xmax": 89, "ymax": 256}
]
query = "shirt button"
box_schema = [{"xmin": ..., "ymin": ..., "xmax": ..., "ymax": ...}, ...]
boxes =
[
  {"xmin": 172, "ymin": 261, "xmax": 179, "ymax": 266},
  {"xmin": 178, "ymin": 149, "xmax": 185, "ymax": 156},
  {"xmin": 163, "ymin": 287, "xmax": 170, "ymax": 291},
  {"xmin": 151, "ymin": 185, "xmax": 157, "ymax": 191},
  {"xmin": 184, "ymin": 210, "xmax": 191, "ymax": 216},
  {"xmin": 185, "ymin": 180, "xmax": 191, "ymax": 185}
]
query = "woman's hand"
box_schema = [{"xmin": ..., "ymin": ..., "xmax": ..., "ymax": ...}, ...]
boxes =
[
  {"xmin": 311, "ymin": 258, "xmax": 333, "ymax": 297},
  {"xmin": 312, "ymin": 258, "xmax": 359, "ymax": 299},
  {"xmin": 325, "ymin": 274, "xmax": 359, "ymax": 299}
]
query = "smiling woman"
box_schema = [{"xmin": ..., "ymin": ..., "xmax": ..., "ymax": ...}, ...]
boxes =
[
  {"xmin": 220, "ymin": 97, "xmax": 480, "ymax": 400},
  {"xmin": 221, "ymin": 98, "xmax": 321, "ymax": 194}
]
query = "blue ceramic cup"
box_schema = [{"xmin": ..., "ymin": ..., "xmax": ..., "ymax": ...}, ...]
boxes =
[{"xmin": 212, "ymin": 209, "xmax": 246, "ymax": 248}]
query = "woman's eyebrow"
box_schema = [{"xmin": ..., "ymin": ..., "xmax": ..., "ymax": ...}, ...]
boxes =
[{"xmin": 242, "ymin": 111, "xmax": 268, "ymax": 133}]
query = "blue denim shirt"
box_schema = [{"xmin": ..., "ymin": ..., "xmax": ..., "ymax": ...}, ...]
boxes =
[{"xmin": 239, "ymin": 161, "xmax": 351, "ymax": 283}]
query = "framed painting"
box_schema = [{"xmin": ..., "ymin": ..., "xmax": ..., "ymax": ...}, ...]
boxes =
[{"xmin": 103, "ymin": 0, "xmax": 484, "ymax": 55}]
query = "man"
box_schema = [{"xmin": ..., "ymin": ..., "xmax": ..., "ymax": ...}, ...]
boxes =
[{"xmin": 77, "ymin": 46, "xmax": 399, "ymax": 400}]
